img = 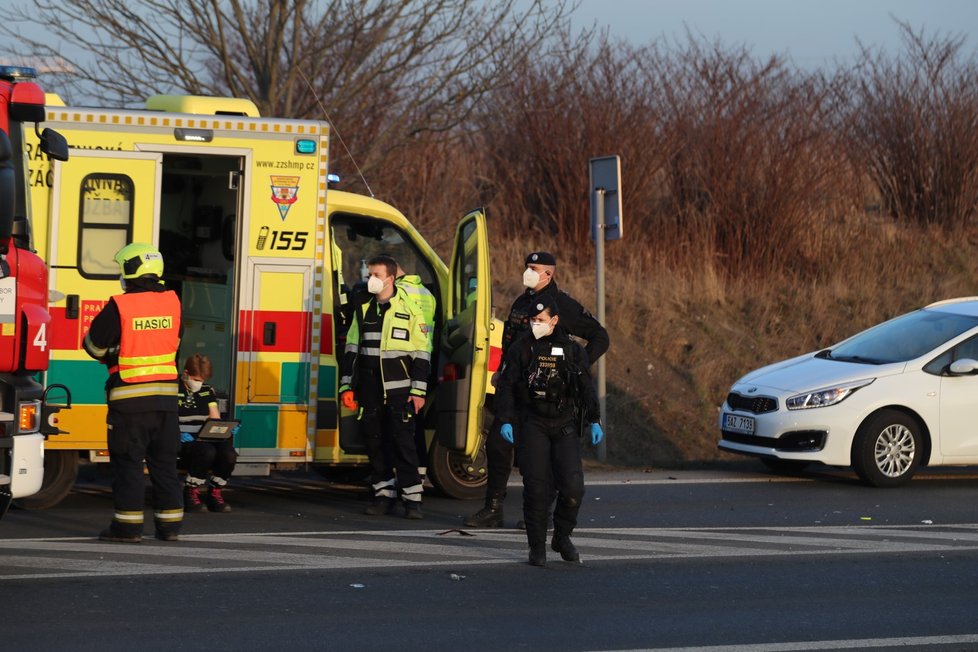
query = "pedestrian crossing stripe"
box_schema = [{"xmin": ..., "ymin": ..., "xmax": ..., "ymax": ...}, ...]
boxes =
[{"xmin": 3, "ymin": 524, "xmax": 978, "ymax": 581}]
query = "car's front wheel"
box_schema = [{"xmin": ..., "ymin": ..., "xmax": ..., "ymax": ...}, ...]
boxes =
[{"xmin": 852, "ymin": 409, "xmax": 922, "ymax": 487}]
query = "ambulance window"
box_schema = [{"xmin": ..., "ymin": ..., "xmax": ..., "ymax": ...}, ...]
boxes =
[
  {"xmin": 78, "ymin": 173, "xmax": 134, "ymax": 278},
  {"xmin": 329, "ymin": 215, "xmax": 439, "ymax": 333},
  {"xmin": 454, "ymin": 219, "xmax": 478, "ymax": 312}
]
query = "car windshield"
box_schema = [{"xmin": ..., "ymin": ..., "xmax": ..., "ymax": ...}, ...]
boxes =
[{"xmin": 828, "ymin": 309, "xmax": 978, "ymax": 364}]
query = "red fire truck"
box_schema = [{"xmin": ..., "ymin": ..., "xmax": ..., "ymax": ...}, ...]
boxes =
[{"xmin": 0, "ymin": 65, "xmax": 69, "ymax": 519}]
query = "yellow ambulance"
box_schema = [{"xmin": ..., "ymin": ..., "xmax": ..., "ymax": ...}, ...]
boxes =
[{"xmin": 21, "ymin": 94, "xmax": 499, "ymax": 508}]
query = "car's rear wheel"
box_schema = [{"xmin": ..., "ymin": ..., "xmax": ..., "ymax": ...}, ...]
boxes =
[{"xmin": 852, "ymin": 410, "xmax": 921, "ymax": 487}]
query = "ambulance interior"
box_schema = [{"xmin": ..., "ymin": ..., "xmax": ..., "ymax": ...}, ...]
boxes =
[{"xmin": 157, "ymin": 153, "xmax": 239, "ymax": 410}]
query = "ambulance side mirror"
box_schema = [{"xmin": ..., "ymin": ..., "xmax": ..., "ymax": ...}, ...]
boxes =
[{"xmin": 39, "ymin": 127, "xmax": 69, "ymax": 162}]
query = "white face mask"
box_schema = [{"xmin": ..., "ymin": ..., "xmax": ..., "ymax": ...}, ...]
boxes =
[
  {"xmin": 530, "ymin": 319, "xmax": 553, "ymax": 340},
  {"xmin": 184, "ymin": 377, "xmax": 203, "ymax": 393},
  {"xmin": 522, "ymin": 268, "xmax": 540, "ymax": 289},
  {"xmin": 367, "ymin": 275, "xmax": 386, "ymax": 294}
]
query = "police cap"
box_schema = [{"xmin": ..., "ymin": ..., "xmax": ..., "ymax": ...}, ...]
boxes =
[
  {"xmin": 524, "ymin": 251, "xmax": 556, "ymax": 267},
  {"xmin": 530, "ymin": 295, "xmax": 559, "ymax": 318}
]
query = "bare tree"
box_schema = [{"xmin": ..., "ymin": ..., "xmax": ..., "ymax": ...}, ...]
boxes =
[
  {"xmin": 2, "ymin": 0, "xmax": 572, "ymax": 193},
  {"xmin": 846, "ymin": 22, "xmax": 978, "ymax": 228}
]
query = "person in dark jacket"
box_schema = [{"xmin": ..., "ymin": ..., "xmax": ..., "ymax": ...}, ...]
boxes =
[
  {"xmin": 178, "ymin": 353, "xmax": 237, "ymax": 513},
  {"xmin": 84, "ymin": 243, "xmax": 184, "ymax": 543},
  {"xmin": 465, "ymin": 251, "xmax": 609, "ymax": 528},
  {"xmin": 494, "ymin": 296, "xmax": 603, "ymax": 566}
]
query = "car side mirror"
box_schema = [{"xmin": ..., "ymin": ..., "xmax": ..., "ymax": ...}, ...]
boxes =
[{"xmin": 948, "ymin": 358, "xmax": 978, "ymax": 375}]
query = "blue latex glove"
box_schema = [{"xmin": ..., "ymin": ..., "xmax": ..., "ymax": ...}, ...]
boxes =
[
  {"xmin": 500, "ymin": 423, "xmax": 514, "ymax": 444},
  {"xmin": 231, "ymin": 424, "xmax": 241, "ymax": 436},
  {"xmin": 590, "ymin": 423, "xmax": 604, "ymax": 446},
  {"xmin": 180, "ymin": 432, "xmax": 194, "ymax": 444}
]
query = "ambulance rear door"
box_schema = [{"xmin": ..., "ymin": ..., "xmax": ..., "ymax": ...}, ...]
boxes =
[
  {"xmin": 436, "ymin": 208, "xmax": 491, "ymax": 459},
  {"xmin": 46, "ymin": 149, "xmax": 162, "ymax": 445}
]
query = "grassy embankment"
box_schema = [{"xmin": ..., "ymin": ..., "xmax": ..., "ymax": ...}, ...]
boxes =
[{"xmin": 487, "ymin": 221, "xmax": 978, "ymax": 470}]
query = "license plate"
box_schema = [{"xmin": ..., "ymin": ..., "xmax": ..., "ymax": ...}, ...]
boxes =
[{"xmin": 723, "ymin": 413, "xmax": 755, "ymax": 435}]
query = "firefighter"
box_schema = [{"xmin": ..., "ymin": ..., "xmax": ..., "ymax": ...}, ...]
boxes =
[
  {"xmin": 494, "ymin": 296, "xmax": 603, "ymax": 566},
  {"xmin": 465, "ymin": 251, "xmax": 609, "ymax": 528},
  {"xmin": 84, "ymin": 243, "xmax": 184, "ymax": 543},
  {"xmin": 338, "ymin": 255, "xmax": 432, "ymax": 519}
]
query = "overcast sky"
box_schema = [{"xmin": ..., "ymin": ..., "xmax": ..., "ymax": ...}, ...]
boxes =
[{"xmin": 569, "ymin": 0, "xmax": 978, "ymax": 67}]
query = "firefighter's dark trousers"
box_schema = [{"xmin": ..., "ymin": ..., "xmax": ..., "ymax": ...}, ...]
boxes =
[
  {"xmin": 358, "ymin": 371, "xmax": 423, "ymax": 505},
  {"xmin": 106, "ymin": 408, "xmax": 184, "ymax": 537},
  {"xmin": 517, "ymin": 412, "xmax": 585, "ymax": 547}
]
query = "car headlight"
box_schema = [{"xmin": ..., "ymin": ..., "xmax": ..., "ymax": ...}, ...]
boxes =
[{"xmin": 786, "ymin": 378, "xmax": 875, "ymax": 410}]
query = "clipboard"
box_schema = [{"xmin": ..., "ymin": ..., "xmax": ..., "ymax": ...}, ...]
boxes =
[{"xmin": 195, "ymin": 419, "xmax": 240, "ymax": 441}]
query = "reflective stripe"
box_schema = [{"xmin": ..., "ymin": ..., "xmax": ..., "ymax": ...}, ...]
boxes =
[
  {"xmin": 108, "ymin": 382, "xmax": 179, "ymax": 401},
  {"xmin": 401, "ymin": 483, "xmax": 423, "ymax": 502},
  {"xmin": 119, "ymin": 362, "xmax": 177, "ymax": 381},
  {"xmin": 381, "ymin": 349, "xmax": 427, "ymax": 360},
  {"xmin": 372, "ymin": 478, "xmax": 397, "ymax": 499},
  {"xmin": 362, "ymin": 332, "xmax": 381, "ymax": 341},
  {"xmin": 113, "ymin": 510, "xmax": 144, "ymax": 523},
  {"xmin": 344, "ymin": 343, "xmax": 359, "ymax": 354},
  {"xmin": 339, "ymin": 376, "xmax": 352, "ymax": 387},
  {"xmin": 384, "ymin": 378, "xmax": 412, "ymax": 391},
  {"xmin": 154, "ymin": 508, "xmax": 184, "ymax": 522},
  {"xmin": 361, "ymin": 347, "xmax": 381, "ymax": 356},
  {"xmin": 411, "ymin": 381, "xmax": 428, "ymax": 392}
]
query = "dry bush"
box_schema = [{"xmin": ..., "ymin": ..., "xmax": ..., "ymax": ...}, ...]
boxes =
[
  {"xmin": 639, "ymin": 36, "xmax": 854, "ymax": 278},
  {"xmin": 845, "ymin": 22, "xmax": 978, "ymax": 228},
  {"xmin": 473, "ymin": 31, "xmax": 669, "ymax": 265}
]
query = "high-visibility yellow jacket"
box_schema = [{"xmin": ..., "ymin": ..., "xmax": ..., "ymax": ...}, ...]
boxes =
[{"xmin": 339, "ymin": 288, "xmax": 431, "ymax": 398}]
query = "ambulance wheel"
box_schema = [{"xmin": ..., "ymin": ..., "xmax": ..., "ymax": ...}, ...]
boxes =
[
  {"xmin": 427, "ymin": 440, "xmax": 487, "ymax": 500},
  {"xmin": 14, "ymin": 449, "xmax": 79, "ymax": 510}
]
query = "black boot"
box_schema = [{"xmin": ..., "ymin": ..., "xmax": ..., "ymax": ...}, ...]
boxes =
[
  {"xmin": 528, "ymin": 543, "xmax": 547, "ymax": 567},
  {"xmin": 364, "ymin": 496, "xmax": 392, "ymax": 516},
  {"xmin": 550, "ymin": 534, "xmax": 580, "ymax": 562},
  {"xmin": 464, "ymin": 496, "xmax": 504, "ymax": 528}
]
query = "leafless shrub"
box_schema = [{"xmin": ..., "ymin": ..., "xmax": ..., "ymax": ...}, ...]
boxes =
[
  {"xmin": 640, "ymin": 36, "xmax": 852, "ymax": 278},
  {"xmin": 473, "ymin": 31, "xmax": 670, "ymax": 266},
  {"xmin": 845, "ymin": 22, "xmax": 978, "ymax": 228}
]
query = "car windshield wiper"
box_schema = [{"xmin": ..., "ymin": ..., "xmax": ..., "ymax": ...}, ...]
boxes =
[
  {"xmin": 829, "ymin": 354, "xmax": 887, "ymax": 365},
  {"xmin": 814, "ymin": 349, "xmax": 833, "ymax": 359}
]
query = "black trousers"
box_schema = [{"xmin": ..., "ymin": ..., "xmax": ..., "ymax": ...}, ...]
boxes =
[
  {"xmin": 484, "ymin": 415, "xmax": 515, "ymax": 499},
  {"xmin": 106, "ymin": 408, "xmax": 183, "ymax": 537},
  {"xmin": 517, "ymin": 412, "xmax": 585, "ymax": 546},
  {"xmin": 179, "ymin": 438, "xmax": 237, "ymax": 481},
  {"xmin": 358, "ymin": 371, "xmax": 422, "ymax": 500}
]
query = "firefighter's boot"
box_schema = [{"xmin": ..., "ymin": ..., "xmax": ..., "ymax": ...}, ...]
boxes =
[{"xmin": 464, "ymin": 496, "xmax": 504, "ymax": 528}]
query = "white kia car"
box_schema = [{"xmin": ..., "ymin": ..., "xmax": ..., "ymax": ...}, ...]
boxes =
[{"xmin": 718, "ymin": 297, "xmax": 978, "ymax": 486}]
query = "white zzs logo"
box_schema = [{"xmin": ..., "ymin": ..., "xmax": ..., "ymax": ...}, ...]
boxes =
[{"xmin": 256, "ymin": 225, "xmax": 270, "ymax": 250}]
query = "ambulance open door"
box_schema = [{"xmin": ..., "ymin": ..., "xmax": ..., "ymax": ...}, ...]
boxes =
[
  {"xmin": 436, "ymin": 208, "xmax": 491, "ymax": 459},
  {"xmin": 46, "ymin": 150, "xmax": 161, "ymax": 442}
]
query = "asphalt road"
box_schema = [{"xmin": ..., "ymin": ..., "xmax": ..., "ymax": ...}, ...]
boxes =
[{"xmin": 4, "ymin": 463, "xmax": 978, "ymax": 651}]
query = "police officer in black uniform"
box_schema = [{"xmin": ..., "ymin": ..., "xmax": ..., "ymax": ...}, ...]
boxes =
[
  {"xmin": 465, "ymin": 251, "xmax": 609, "ymax": 528},
  {"xmin": 494, "ymin": 296, "xmax": 603, "ymax": 566}
]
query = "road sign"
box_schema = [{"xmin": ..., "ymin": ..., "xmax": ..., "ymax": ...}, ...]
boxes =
[{"xmin": 589, "ymin": 155, "xmax": 623, "ymax": 241}]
